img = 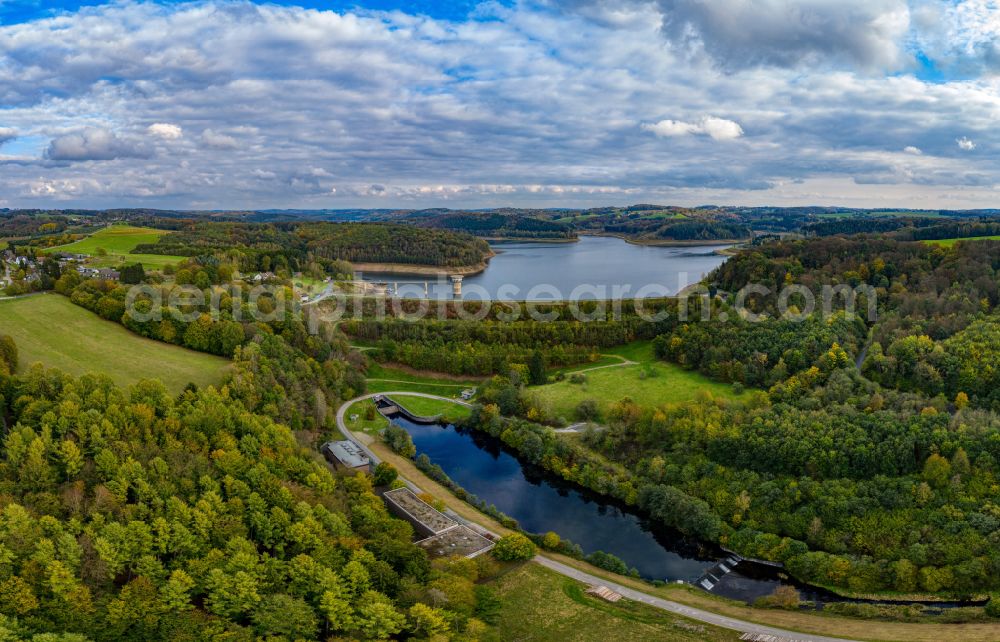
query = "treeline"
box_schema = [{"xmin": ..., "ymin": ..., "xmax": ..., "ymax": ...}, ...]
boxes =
[
  {"xmin": 413, "ymin": 212, "xmax": 576, "ymax": 239},
  {"xmin": 134, "ymin": 221, "xmax": 491, "ymax": 269},
  {"xmin": 370, "ymin": 339, "xmax": 593, "ymax": 377},
  {"xmin": 603, "ymin": 219, "xmax": 749, "ymax": 241},
  {"xmin": 0, "ymin": 213, "xmax": 72, "ymax": 238},
  {"xmin": 801, "ymin": 217, "xmax": 942, "ymax": 237},
  {"xmin": 0, "ymin": 336, "xmax": 498, "ymax": 640},
  {"xmin": 709, "ymin": 236, "xmax": 1000, "ymax": 408},
  {"xmin": 653, "ymin": 220, "xmax": 751, "ymax": 241},
  {"xmin": 653, "ymin": 314, "xmax": 866, "ymax": 388},
  {"xmin": 863, "ymin": 315, "xmax": 1000, "ymax": 410},
  {"xmin": 334, "ymin": 295, "xmax": 682, "ymax": 325},
  {"xmin": 895, "ymin": 219, "xmax": 1000, "ymax": 242},
  {"xmin": 340, "ymin": 313, "xmax": 681, "ymax": 376},
  {"xmin": 342, "ymin": 317, "xmax": 660, "ymax": 349}
]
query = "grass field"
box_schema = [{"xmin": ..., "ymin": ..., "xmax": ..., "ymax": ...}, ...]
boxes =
[
  {"xmin": 343, "ymin": 398, "xmax": 390, "ymax": 435},
  {"xmin": 364, "ymin": 362, "xmax": 480, "ymax": 396},
  {"xmin": 391, "ymin": 394, "xmax": 470, "ymax": 421},
  {"xmin": 531, "ymin": 341, "xmax": 738, "ymax": 421},
  {"xmin": 0, "ymin": 294, "xmax": 230, "ymax": 393},
  {"xmin": 44, "ymin": 225, "xmax": 185, "ymax": 270},
  {"xmin": 487, "ymin": 562, "xmax": 739, "ymax": 642},
  {"xmin": 343, "ymin": 393, "xmax": 470, "ymax": 437},
  {"xmin": 923, "ymin": 235, "xmax": 1000, "ymax": 247}
]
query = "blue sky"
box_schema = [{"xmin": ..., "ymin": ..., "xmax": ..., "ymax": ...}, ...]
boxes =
[
  {"xmin": 0, "ymin": 0, "xmax": 998, "ymax": 209},
  {"xmin": 0, "ymin": 0, "xmax": 494, "ymax": 23}
]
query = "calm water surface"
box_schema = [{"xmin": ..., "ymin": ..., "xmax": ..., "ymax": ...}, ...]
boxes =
[
  {"xmin": 388, "ymin": 415, "xmax": 983, "ymax": 608},
  {"xmin": 360, "ymin": 235, "xmax": 730, "ymax": 300},
  {"xmin": 391, "ymin": 414, "xmax": 811, "ymax": 603}
]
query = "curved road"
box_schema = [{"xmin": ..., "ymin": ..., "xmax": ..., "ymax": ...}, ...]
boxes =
[{"xmin": 335, "ymin": 393, "xmax": 857, "ymax": 642}]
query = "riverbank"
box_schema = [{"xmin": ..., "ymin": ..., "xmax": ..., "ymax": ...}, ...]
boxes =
[
  {"xmin": 587, "ymin": 231, "xmax": 746, "ymax": 247},
  {"xmin": 483, "ymin": 236, "xmax": 579, "ymax": 243}
]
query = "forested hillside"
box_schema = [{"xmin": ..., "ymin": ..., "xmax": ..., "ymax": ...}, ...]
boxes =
[
  {"xmin": 132, "ymin": 222, "xmax": 492, "ymax": 270},
  {"xmin": 711, "ymin": 236, "xmax": 1000, "ymax": 409},
  {"xmin": 604, "ymin": 219, "xmax": 750, "ymax": 242},
  {"xmin": 0, "ymin": 325, "xmax": 496, "ymax": 640},
  {"xmin": 408, "ymin": 212, "xmax": 576, "ymax": 240}
]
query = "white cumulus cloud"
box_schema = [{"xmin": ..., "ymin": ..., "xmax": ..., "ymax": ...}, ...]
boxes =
[
  {"xmin": 148, "ymin": 123, "xmax": 183, "ymax": 140},
  {"xmin": 957, "ymin": 136, "xmax": 976, "ymax": 150},
  {"xmin": 643, "ymin": 116, "xmax": 743, "ymax": 141},
  {"xmin": 903, "ymin": 146, "xmax": 922, "ymax": 155}
]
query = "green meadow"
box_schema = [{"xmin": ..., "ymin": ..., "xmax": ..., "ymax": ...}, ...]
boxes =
[
  {"xmin": 0, "ymin": 294, "xmax": 230, "ymax": 393},
  {"xmin": 530, "ymin": 341, "xmax": 738, "ymax": 421},
  {"xmin": 486, "ymin": 562, "xmax": 739, "ymax": 642},
  {"xmin": 923, "ymin": 235, "xmax": 1000, "ymax": 247},
  {"xmin": 391, "ymin": 394, "xmax": 470, "ymax": 420},
  {"xmin": 44, "ymin": 225, "xmax": 185, "ymax": 270}
]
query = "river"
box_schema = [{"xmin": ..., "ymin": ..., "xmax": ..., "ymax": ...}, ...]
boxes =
[
  {"xmin": 389, "ymin": 413, "xmax": 832, "ymax": 604},
  {"xmin": 358, "ymin": 235, "xmax": 730, "ymax": 300}
]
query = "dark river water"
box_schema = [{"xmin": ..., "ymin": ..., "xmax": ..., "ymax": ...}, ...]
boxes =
[
  {"xmin": 390, "ymin": 413, "xmax": 989, "ymax": 609},
  {"xmin": 359, "ymin": 235, "xmax": 730, "ymax": 300},
  {"xmin": 391, "ymin": 414, "xmax": 820, "ymax": 604}
]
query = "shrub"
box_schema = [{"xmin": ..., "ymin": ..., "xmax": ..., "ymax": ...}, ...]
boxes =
[
  {"xmin": 383, "ymin": 425, "xmax": 416, "ymax": 457},
  {"xmin": 754, "ymin": 585, "xmax": 801, "ymax": 610},
  {"xmin": 585, "ymin": 551, "xmax": 638, "ymax": 577},
  {"xmin": 492, "ymin": 533, "xmax": 536, "ymax": 562},
  {"xmin": 372, "ymin": 462, "xmax": 398, "ymax": 487},
  {"xmin": 574, "ymin": 399, "xmax": 600, "ymax": 422}
]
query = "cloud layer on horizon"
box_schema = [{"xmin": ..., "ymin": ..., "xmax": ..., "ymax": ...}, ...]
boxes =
[{"xmin": 0, "ymin": 0, "xmax": 998, "ymax": 209}]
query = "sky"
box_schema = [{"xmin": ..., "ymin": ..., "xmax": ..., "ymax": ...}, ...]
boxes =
[{"xmin": 1, "ymin": 0, "xmax": 999, "ymax": 210}]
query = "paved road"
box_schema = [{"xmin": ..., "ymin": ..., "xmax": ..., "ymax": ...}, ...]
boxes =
[
  {"xmin": 335, "ymin": 391, "xmax": 473, "ymax": 466},
  {"xmin": 334, "ymin": 394, "xmax": 859, "ymax": 642},
  {"xmin": 535, "ymin": 557, "xmax": 857, "ymax": 642}
]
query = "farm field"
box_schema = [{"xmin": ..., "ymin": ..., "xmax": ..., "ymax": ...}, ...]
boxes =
[
  {"xmin": 43, "ymin": 225, "xmax": 185, "ymax": 270},
  {"xmin": 0, "ymin": 294, "xmax": 230, "ymax": 393},
  {"xmin": 923, "ymin": 235, "xmax": 1000, "ymax": 247},
  {"xmin": 486, "ymin": 562, "xmax": 739, "ymax": 642},
  {"xmin": 531, "ymin": 341, "xmax": 738, "ymax": 420}
]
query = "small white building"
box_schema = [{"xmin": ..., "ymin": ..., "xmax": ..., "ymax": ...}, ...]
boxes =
[{"xmin": 321, "ymin": 440, "xmax": 371, "ymax": 473}]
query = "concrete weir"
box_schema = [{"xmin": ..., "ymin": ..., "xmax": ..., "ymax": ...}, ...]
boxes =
[{"xmin": 696, "ymin": 554, "xmax": 744, "ymax": 591}]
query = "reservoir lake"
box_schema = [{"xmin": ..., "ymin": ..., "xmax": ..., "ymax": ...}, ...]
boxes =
[{"xmin": 358, "ymin": 235, "xmax": 730, "ymax": 300}]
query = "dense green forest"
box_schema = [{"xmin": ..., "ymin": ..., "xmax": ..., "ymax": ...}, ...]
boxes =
[
  {"xmin": 0, "ymin": 326, "xmax": 507, "ymax": 640},
  {"xmin": 132, "ymin": 222, "xmax": 491, "ymax": 269},
  {"xmin": 407, "ymin": 212, "xmax": 576, "ymax": 240},
  {"xmin": 802, "ymin": 217, "xmax": 1000, "ymax": 240},
  {"xmin": 711, "ymin": 236, "xmax": 1000, "ymax": 409},
  {"xmin": 604, "ymin": 219, "xmax": 750, "ymax": 242}
]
